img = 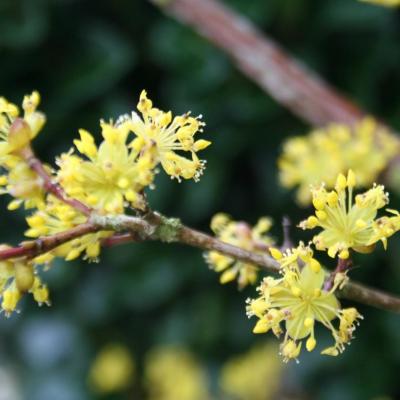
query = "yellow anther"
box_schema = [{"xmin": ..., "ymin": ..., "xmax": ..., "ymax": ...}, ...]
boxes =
[
  {"xmin": 312, "ymin": 198, "xmax": 325, "ymax": 211},
  {"xmin": 335, "ymin": 173, "xmax": 347, "ymax": 191},
  {"xmin": 306, "ymin": 337, "xmax": 316, "ymax": 352},
  {"xmin": 306, "ymin": 216, "xmax": 319, "ymax": 229},
  {"xmin": 309, "ymin": 258, "xmax": 321, "ymax": 273},
  {"xmin": 316, "ymin": 210, "xmax": 327, "ymax": 220},
  {"xmin": 347, "ymin": 169, "xmax": 356, "ymax": 188}
]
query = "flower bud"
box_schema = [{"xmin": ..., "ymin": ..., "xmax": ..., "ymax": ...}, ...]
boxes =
[
  {"xmin": 15, "ymin": 262, "xmax": 35, "ymax": 292},
  {"xmin": 8, "ymin": 118, "xmax": 32, "ymax": 152}
]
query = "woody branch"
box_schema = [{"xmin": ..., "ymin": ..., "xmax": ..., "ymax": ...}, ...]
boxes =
[{"xmin": 0, "ymin": 205, "xmax": 399, "ymax": 312}]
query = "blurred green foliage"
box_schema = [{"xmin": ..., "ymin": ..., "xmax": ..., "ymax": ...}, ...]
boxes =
[{"xmin": 0, "ymin": 0, "xmax": 400, "ymax": 399}]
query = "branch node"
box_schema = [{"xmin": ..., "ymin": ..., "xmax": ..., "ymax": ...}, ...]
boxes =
[{"xmin": 154, "ymin": 216, "xmax": 182, "ymax": 243}]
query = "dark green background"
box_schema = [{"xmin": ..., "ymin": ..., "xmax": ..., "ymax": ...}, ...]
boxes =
[{"xmin": 0, "ymin": 0, "xmax": 400, "ymax": 399}]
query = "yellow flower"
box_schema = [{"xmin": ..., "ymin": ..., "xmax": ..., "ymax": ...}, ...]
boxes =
[
  {"xmin": 125, "ymin": 90, "xmax": 211, "ymax": 182},
  {"xmin": 0, "ymin": 91, "xmax": 45, "ymax": 157},
  {"xmin": 219, "ymin": 342, "xmax": 283, "ymax": 400},
  {"xmin": 247, "ymin": 249, "xmax": 362, "ymax": 362},
  {"xmin": 0, "ymin": 92, "xmax": 47, "ymax": 210},
  {"xmin": 57, "ymin": 120, "xmax": 155, "ymax": 213},
  {"xmin": 299, "ymin": 171, "xmax": 399, "ymax": 258},
  {"xmin": 25, "ymin": 197, "xmax": 112, "ymax": 263},
  {"xmin": 0, "ymin": 159, "xmax": 46, "ymax": 210},
  {"xmin": 206, "ymin": 213, "xmax": 274, "ymax": 289},
  {"xmin": 0, "ymin": 247, "xmax": 50, "ymax": 317},
  {"xmin": 278, "ymin": 118, "xmax": 399, "ymax": 205},
  {"xmin": 89, "ymin": 343, "xmax": 135, "ymax": 394},
  {"xmin": 144, "ymin": 345, "xmax": 210, "ymax": 400},
  {"xmin": 359, "ymin": 0, "xmax": 400, "ymax": 6}
]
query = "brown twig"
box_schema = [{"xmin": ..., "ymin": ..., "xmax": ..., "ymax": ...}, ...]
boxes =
[
  {"xmin": 0, "ymin": 223, "xmax": 99, "ymax": 261},
  {"xmin": 101, "ymin": 232, "xmax": 140, "ymax": 247},
  {"xmin": 90, "ymin": 212, "xmax": 400, "ymax": 313},
  {"xmin": 0, "ymin": 210, "xmax": 398, "ymax": 312}
]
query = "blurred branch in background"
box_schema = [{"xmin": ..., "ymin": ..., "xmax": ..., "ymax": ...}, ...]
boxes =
[{"xmin": 150, "ymin": 0, "xmax": 365, "ymax": 127}]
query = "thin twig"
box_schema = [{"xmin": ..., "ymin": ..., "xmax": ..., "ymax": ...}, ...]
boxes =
[
  {"xmin": 0, "ymin": 210, "xmax": 399, "ymax": 312},
  {"xmin": 0, "ymin": 223, "xmax": 99, "ymax": 261},
  {"xmin": 91, "ymin": 211, "xmax": 400, "ymax": 313}
]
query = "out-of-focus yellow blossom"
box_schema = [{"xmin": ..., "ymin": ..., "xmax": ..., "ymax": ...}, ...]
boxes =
[
  {"xmin": 247, "ymin": 249, "xmax": 362, "ymax": 362},
  {"xmin": 124, "ymin": 90, "xmax": 211, "ymax": 182},
  {"xmin": 89, "ymin": 343, "xmax": 135, "ymax": 394},
  {"xmin": 0, "ymin": 247, "xmax": 50, "ymax": 317},
  {"xmin": 25, "ymin": 197, "xmax": 112, "ymax": 263},
  {"xmin": 360, "ymin": 0, "xmax": 400, "ymax": 6},
  {"xmin": 299, "ymin": 171, "xmax": 400, "ymax": 259},
  {"xmin": 206, "ymin": 213, "xmax": 274, "ymax": 289},
  {"xmin": 144, "ymin": 345, "xmax": 210, "ymax": 400},
  {"xmin": 220, "ymin": 342, "xmax": 283, "ymax": 400},
  {"xmin": 0, "ymin": 91, "xmax": 45, "ymax": 158},
  {"xmin": 57, "ymin": 120, "xmax": 155, "ymax": 213},
  {"xmin": 279, "ymin": 118, "xmax": 399, "ymax": 205}
]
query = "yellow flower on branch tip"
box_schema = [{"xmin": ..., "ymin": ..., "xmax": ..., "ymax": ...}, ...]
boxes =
[
  {"xmin": 246, "ymin": 252, "xmax": 362, "ymax": 362},
  {"xmin": 278, "ymin": 117, "xmax": 399, "ymax": 205},
  {"xmin": 299, "ymin": 170, "xmax": 400, "ymax": 258},
  {"xmin": 206, "ymin": 213, "xmax": 274, "ymax": 289},
  {"xmin": 57, "ymin": 120, "xmax": 155, "ymax": 213},
  {"xmin": 25, "ymin": 197, "xmax": 112, "ymax": 263},
  {"xmin": 0, "ymin": 91, "xmax": 46, "ymax": 157},
  {"xmin": 123, "ymin": 90, "xmax": 211, "ymax": 182}
]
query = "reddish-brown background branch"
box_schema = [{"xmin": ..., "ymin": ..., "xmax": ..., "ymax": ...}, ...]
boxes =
[{"xmin": 152, "ymin": 0, "xmax": 369, "ymax": 127}]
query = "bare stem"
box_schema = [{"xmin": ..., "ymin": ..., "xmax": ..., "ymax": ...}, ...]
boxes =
[
  {"xmin": 91, "ymin": 211, "xmax": 400, "ymax": 313},
  {"xmin": 0, "ymin": 209, "xmax": 399, "ymax": 312},
  {"xmin": 0, "ymin": 223, "xmax": 99, "ymax": 261}
]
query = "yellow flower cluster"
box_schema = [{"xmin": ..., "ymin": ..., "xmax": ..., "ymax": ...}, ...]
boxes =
[
  {"xmin": 89, "ymin": 343, "xmax": 135, "ymax": 394},
  {"xmin": 206, "ymin": 213, "xmax": 274, "ymax": 289},
  {"xmin": 0, "ymin": 246, "xmax": 49, "ymax": 317},
  {"xmin": 0, "ymin": 90, "xmax": 211, "ymax": 316},
  {"xmin": 57, "ymin": 90, "xmax": 210, "ymax": 213},
  {"xmin": 278, "ymin": 118, "xmax": 399, "ymax": 205},
  {"xmin": 219, "ymin": 342, "xmax": 283, "ymax": 400},
  {"xmin": 247, "ymin": 244, "xmax": 362, "ymax": 362},
  {"xmin": 300, "ymin": 170, "xmax": 400, "ymax": 259},
  {"xmin": 359, "ymin": 0, "xmax": 400, "ymax": 6},
  {"xmin": 144, "ymin": 345, "xmax": 210, "ymax": 400},
  {"xmin": 127, "ymin": 90, "xmax": 210, "ymax": 182},
  {"xmin": 0, "ymin": 92, "xmax": 47, "ymax": 210}
]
